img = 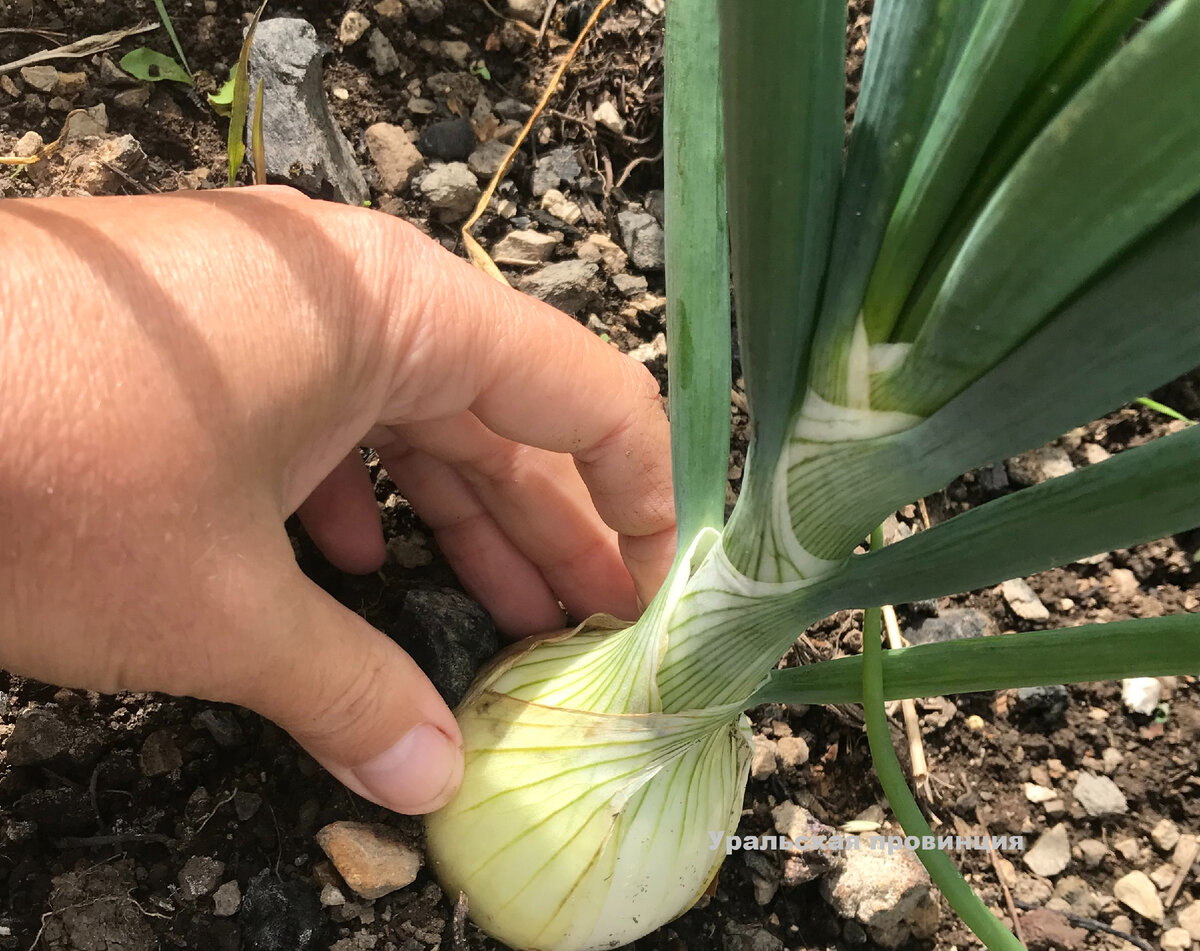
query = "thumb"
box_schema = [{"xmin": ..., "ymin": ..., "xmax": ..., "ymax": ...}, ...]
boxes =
[{"xmin": 219, "ymin": 560, "xmax": 464, "ymax": 815}]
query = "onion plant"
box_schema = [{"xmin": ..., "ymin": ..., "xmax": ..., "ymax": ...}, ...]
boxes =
[{"xmin": 425, "ymin": 1, "xmax": 1200, "ymax": 949}]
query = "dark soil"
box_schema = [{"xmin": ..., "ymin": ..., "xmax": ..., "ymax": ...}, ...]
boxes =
[{"xmin": 2, "ymin": 3, "xmax": 1198, "ymax": 951}]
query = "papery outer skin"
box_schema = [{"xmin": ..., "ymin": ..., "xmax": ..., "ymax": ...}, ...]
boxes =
[{"xmin": 424, "ymin": 621, "xmax": 752, "ymax": 951}]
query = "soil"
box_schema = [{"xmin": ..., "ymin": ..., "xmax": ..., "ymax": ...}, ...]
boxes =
[{"xmin": 2, "ymin": 3, "xmax": 1198, "ymax": 951}]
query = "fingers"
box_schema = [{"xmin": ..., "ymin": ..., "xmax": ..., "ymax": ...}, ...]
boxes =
[
  {"xmin": 295, "ymin": 450, "xmax": 386, "ymax": 575},
  {"xmin": 214, "ymin": 547, "xmax": 463, "ymax": 815},
  {"xmin": 378, "ymin": 229, "xmax": 676, "ymax": 597}
]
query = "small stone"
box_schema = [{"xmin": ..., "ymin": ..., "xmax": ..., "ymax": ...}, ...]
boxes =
[
  {"xmin": 366, "ymin": 122, "xmax": 425, "ymax": 192},
  {"xmin": 723, "ymin": 922, "xmax": 783, "ymax": 951},
  {"xmin": 1114, "ymin": 836, "xmax": 1141, "ymax": 861},
  {"xmin": 1123, "ymin": 677, "xmax": 1162, "ymax": 716},
  {"xmin": 1173, "ymin": 834, "xmax": 1199, "ymax": 868},
  {"xmin": 53, "ymin": 71, "xmax": 88, "ymax": 96},
  {"xmin": 417, "ymin": 117, "xmax": 476, "ymax": 161},
  {"xmin": 495, "ymin": 98, "xmax": 532, "ymax": 120},
  {"xmin": 63, "ymin": 104, "xmax": 109, "ymax": 139},
  {"xmin": 1019, "ymin": 908, "xmax": 1088, "ymax": 950},
  {"xmin": 517, "ymin": 259, "xmax": 601, "ymax": 314},
  {"xmin": 178, "ymin": 856, "xmax": 226, "ymax": 899},
  {"xmin": 1151, "ymin": 818, "xmax": 1181, "ymax": 852},
  {"xmin": 338, "ymin": 11, "xmax": 371, "ymax": 45},
  {"xmin": 440, "ymin": 40, "xmax": 471, "ymax": 67},
  {"xmin": 1073, "ymin": 772, "xmax": 1128, "ymax": 817},
  {"xmin": 13, "ymin": 131, "xmax": 43, "ymax": 157},
  {"xmin": 140, "ymin": 728, "xmax": 183, "ymax": 776},
  {"xmin": 977, "ymin": 462, "xmax": 1010, "ymax": 493},
  {"xmin": 241, "ymin": 869, "xmax": 323, "ymax": 951},
  {"xmin": 1177, "ymin": 901, "xmax": 1200, "ymax": 940},
  {"xmin": 235, "ymin": 791, "xmax": 263, "ymax": 821},
  {"xmin": 1015, "ymin": 685, "xmax": 1070, "ymax": 725},
  {"xmin": 3, "ymin": 706, "xmax": 104, "ymax": 767},
  {"xmin": 628, "ymin": 332, "xmax": 667, "ymax": 364},
  {"xmin": 426, "ymin": 71, "xmax": 484, "ymax": 106},
  {"xmin": 751, "ymin": 735, "xmax": 777, "ymax": 780},
  {"xmin": 213, "ymin": 880, "xmax": 241, "ymax": 917},
  {"xmin": 1082, "ymin": 442, "xmax": 1112, "ymax": 465},
  {"xmin": 1002, "ymin": 578, "xmax": 1051, "ymax": 621},
  {"xmin": 113, "ymin": 86, "xmax": 151, "ymax": 109},
  {"xmin": 1107, "ymin": 567, "xmax": 1140, "ymax": 598},
  {"xmin": 776, "ymin": 735, "xmax": 809, "ymax": 768},
  {"xmin": 576, "ymin": 232, "xmax": 627, "ymax": 273},
  {"xmin": 1150, "ymin": 863, "xmax": 1177, "ymax": 889},
  {"xmin": 408, "ymin": 96, "xmax": 436, "ymax": 115},
  {"xmin": 532, "ymin": 146, "xmax": 582, "ymax": 197},
  {"xmin": 319, "ymin": 882, "xmax": 346, "ymax": 906},
  {"xmin": 1112, "ymin": 914, "xmax": 1133, "ymax": 934},
  {"xmin": 592, "ymin": 99, "xmax": 624, "ymax": 134},
  {"xmin": 540, "ymin": 188, "xmax": 583, "ymax": 225},
  {"xmin": 492, "ymin": 229, "xmax": 559, "ymax": 266},
  {"xmin": 466, "ymin": 139, "xmax": 512, "ymax": 178},
  {"xmin": 1054, "ymin": 875, "xmax": 1101, "ymax": 918},
  {"xmin": 407, "ymin": 0, "xmax": 445, "ymax": 21},
  {"xmin": 315, "ymin": 821, "xmax": 421, "ymax": 900},
  {"xmin": 617, "ymin": 209, "xmax": 666, "ymax": 271},
  {"xmin": 1161, "ymin": 928, "xmax": 1192, "ymax": 951},
  {"xmin": 904, "ymin": 608, "xmax": 996, "ymax": 645},
  {"xmin": 506, "ymin": 0, "xmax": 548, "ymax": 24},
  {"xmin": 1025, "ymin": 783, "xmax": 1058, "ymax": 803},
  {"xmin": 612, "ymin": 273, "xmax": 648, "ymax": 297},
  {"xmin": 1077, "ymin": 838, "xmax": 1108, "ymax": 867},
  {"xmin": 194, "ymin": 708, "xmax": 245, "ymax": 748},
  {"xmin": 374, "ymin": 0, "xmax": 407, "ymax": 20},
  {"xmin": 1024, "ymin": 823, "xmax": 1071, "ymax": 877},
  {"xmin": 1113, "ymin": 870, "xmax": 1164, "ymax": 923},
  {"xmin": 1007, "ymin": 445, "xmax": 1075, "ymax": 486},
  {"xmin": 20, "ymin": 65, "xmax": 58, "ymax": 92},
  {"xmin": 366, "ymin": 29, "xmax": 401, "ymax": 75},
  {"xmin": 1013, "ymin": 875, "xmax": 1054, "ymax": 905},
  {"xmin": 1101, "ymin": 746, "xmax": 1124, "ymax": 774},
  {"xmin": 418, "ymin": 162, "xmax": 482, "ymax": 221}
]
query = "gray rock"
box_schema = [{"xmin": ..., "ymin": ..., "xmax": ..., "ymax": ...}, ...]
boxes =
[
  {"xmin": 241, "ymin": 869, "xmax": 324, "ymax": 951},
  {"xmin": 366, "ymin": 122, "xmax": 425, "ymax": 192},
  {"xmin": 1015, "ymin": 685, "xmax": 1069, "ymax": 725},
  {"xmin": 44, "ymin": 861, "xmax": 154, "ymax": 951},
  {"xmin": 645, "ymin": 189, "xmax": 666, "ymax": 225},
  {"xmin": 506, "ymin": 0, "xmax": 548, "ymax": 25},
  {"xmin": 467, "ymin": 139, "xmax": 513, "ymax": 178},
  {"xmin": 20, "ymin": 65, "xmax": 58, "ymax": 92},
  {"xmin": 193, "ymin": 709, "xmax": 245, "ymax": 748},
  {"xmin": 213, "ymin": 880, "xmax": 242, "ymax": 917},
  {"xmin": 3, "ymin": 706, "xmax": 105, "ymax": 768},
  {"xmin": 518, "ymin": 259, "xmax": 602, "ymax": 314},
  {"xmin": 1077, "ymin": 837, "xmax": 1109, "ymax": 867},
  {"xmin": 495, "ymin": 97, "xmax": 532, "ymax": 120},
  {"xmin": 440, "ymin": 40, "xmax": 471, "ymax": 67},
  {"xmin": 532, "ymin": 146, "xmax": 582, "ymax": 197},
  {"xmin": 1007, "ymin": 445, "xmax": 1075, "ymax": 486},
  {"xmin": 904, "ymin": 608, "xmax": 996, "ymax": 646},
  {"xmin": 382, "ymin": 588, "xmax": 499, "ymax": 707},
  {"xmin": 417, "ymin": 117, "xmax": 476, "ymax": 161},
  {"xmin": 140, "ymin": 727, "xmax": 184, "ymax": 776},
  {"xmin": 492, "ymin": 229, "xmax": 559, "ymax": 266},
  {"xmin": 406, "ymin": 0, "xmax": 444, "ymax": 22},
  {"xmin": 235, "ymin": 791, "xmax": 263, "ymax": 821},
  {"xmin": 821, "ymin": 835, "xmax": 939, "ymax": 948},
  {"xmin": 366, "ymin": 29, "xmax": 400, "ymax": 75},
  {"xmin": 612, "ymin": 272, "xmax": 648, "ymax": 297},
  {"xmin": 1002, "ymin": 578, "xmax": 1050, "ymax": 621},
  {"xmin": 178, "ymin": 855, "xmax": 226, "ymax": 899},
  {"xmin": 418, "ymin": 163, "xmax": 481, "ymax": 221},
  {"xmin": 247, "ymin": 18, "xmax": 368, "ymax": 205},
  {"xmin": 977, "ymin": 462, "xmax": 1010, "ymax": 494},
  {"xmin": 1024, "ymin": 823, "xmax": 1071, "ymax": 877},
  {"xmin": 426, "ymin": 70, "xmax": 483, "ymax": 106},
  {"xmin": 618, "ymin": 209, "xmax": 666, "ymax": 271},
  {"xmin": 1073, "ymin": 772, "xmax": 1128, "ymax": 817},
  {"xmin": 722, "ymin": 921, "xmax": 784, "ymax": 951}
]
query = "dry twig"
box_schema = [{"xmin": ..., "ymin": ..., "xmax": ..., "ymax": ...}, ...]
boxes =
[
  {"xmin": 1, "ymin": 23, "xmax": 157, "ymax": 75},
  {"xmin": 882, "ymin": 603, "xmax": 931, "ymax": 798}
]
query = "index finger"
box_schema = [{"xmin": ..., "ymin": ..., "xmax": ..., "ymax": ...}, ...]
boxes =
[{"xmin": 378, "ymin": 223, "xmax": 676, "ymax": 594}]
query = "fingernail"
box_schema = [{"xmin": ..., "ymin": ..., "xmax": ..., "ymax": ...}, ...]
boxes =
[{"xmin": 352, "ymin": 723, "xmax": 463, "ymax": 814}]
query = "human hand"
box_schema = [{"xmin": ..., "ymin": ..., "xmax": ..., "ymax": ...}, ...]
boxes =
[{"xmin": 0, "ymin": 186, "xmax": 675, "ymax": 814}]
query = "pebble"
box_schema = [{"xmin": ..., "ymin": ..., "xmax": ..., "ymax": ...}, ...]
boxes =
[
  {"xmin": 14, "ymin": 131, "xmax": 43, "ymax": 157},
  {"xmin": 417, "ymin": 117, "xmax": 476, "ymax": 161},
  {"xmin": 1002, "ymin": 578, "xmax": 1050, "ymax": 621},
  {"xmin": 241, "ymin": 869, "xmax": 324, "ymax": 951},
  {"xmin": 904, "ymin": 608, "xmax": 995, "ymax": 645},
  {"xmin": 114, "ymin": 86, "xmax": 151, "ymax": 109},
  {"xmin": 418, "ymin": 162, "xmax": 481, "ymax": 221},
  {"xmin": 1151, "ymin": 818, "xmax": 1181, "ymax": 851},
  {"xmin": 3, "ymin": 706, "xmax": 104, "ymax": 768},
  {"xmin": 1160, "ymin": 928, "xmax": 1192, "ymax": 951},
  {"xmin": 592, "ymin": 99, "xmax": 625, "ymax": 134},
  {"xmin": 628, "ymin": 332, "xmax": 667, "ymax": 364},
  {"xmin": 820, "ymin": 834, "xmax": 939, "ymax": 947},
  {"xmin": 1073, "ymin": 772, "xmax": 1128, "ymax": 817},
  {"xmin": 517, "ymin": 259, "xmax": 601, "ymax": 314},
  {"xmin": 315, "ymin": 821, "xmax": 422, "ymax": 900},
  {"xmin": 977, "ymin": 461, "xmax": 1010, "ymax": 493},
  {"xmin": 751, "ymin": 735, "xmax": 777, "ymax": 780},
  {"xmin": 235, "ymin": 791, "xmax": 263, "ymax": 821},
  {"xmin": 617, "ymin": 209, "xmax": 666, "ymax": 271},
  {"xmin": 440, "ymin": 40, "xmax": 471, "ymax": 67},
  {"xmin": 248, "ymin": 18, "xmax": 368, "ymax": 205},
  {"xmin": 1077, "ymin": 838, "xmax": 1109, "ymax": 867},
  {"xmin": 612, "ymin": 272, "xmax": 648, "ymax": 297},
  {"xmin": 178, "ymin": 856, "xmax": 226, "ymax": 899},
  {"xmin": 1024, "ymin": 823, "xmax": 1071, "ymax": 877},
  {"xmin": 540, "ymin": 188, "xmax": 583, "ymax": 225},
  {"xmin": 426, "ymin": 71, "xmax": 484, "ymax": 106},
  {"xmin": 1123, "ymin": 677, "xmax": 1162, "ymax": 716},
  {"xmin": 408, "ymin": 96, "xmax": 436, "ymax": 115},
  {"xmin": 466, "ymin": 139, "xmax": 513, "ymax": 178},
  {"xmin": 366, "ymin": 122, "xmax": 425, "ymax": 192},
  {"xmin": 375, "ymin": 0, "xmax": 407, "ymax": 21},
  {"xmin": 1114, "ymin": 870, "xmax": 1164, "ymax": 923},
  {"xmin": 1177, "ymin": 901, "xmax": 1200, "ymax": 940},
  {"xmin": 338, "ymin": 10, "xmax": 371, "ymax": 45},
  {"xmin": 506, "ymin": 0, "xmax": 548, "ymax": 25},
  {"xmin": 54, "ymin": 71, "xmax": 88, "ymax": 96},
  {"xmin": 1053, "ymin": 875, "xmax": 1101, "ymax": 918},
  {"xmin": 140, "ymin": 728, "xmax": 184, "ymax": 776},
  {"xmin": 194, "ymin": 709, "xmax": 245, "ymax": 748},
  {"xmin": 1114, "ymin": 836, "xmax": 1141, "ymax": 861},
  {"xmin": 1081, "ymin": 442, "xmax": 1112, "ymax": 464},
  {"xmin": 1019, "ymin": 907, "xmax": 1087, "ymax": 950},
  {"xmin": 575, "ymin": 232, "xmax": 628, "ymax": 273},
  {"xmin": 319, "ymin": 883, "xmax": 346, "ymax": 907},
  {"xmin": 1150, "ymin": 863, "xmax": 1177, "ymax": 889},
  {"xmin": 1015, "ymin": 685, "xmax": 1069, "ymax": 725},
  {"xmin": 1024, "ymin": 783, "xmax": 1058, "ymax": 803},
  {"xmin": 532, "ymin": 146, "xmax": 582, "ymax": 197},
  {"xmin": 366, "ymin": 29, "xmax": 401, "ymax": 75},
  {"xmin": 1173, "ymin": 834, "xmax": 1199, "ymax": 867},
  {"xmin": 776, "ymin": 735, "xmax": 809, "ymax": 768},
  {"xmin": 491, "ymin": 229, "xmax": 559, "ymax": 266},
  {"xmin": 407, "ymin": 0, "xmax": 445, "ymax": 21},
  {"xmin": 1006, "ymin": 445, "xmax": 1075, "ymax": 486},
  {"xmin": 213, "ymin": 880, "xmax": 242, "ymax": 917},
  {"xmin": 20, "ymin": 65, "xmax": 58, "ymax": 92},
  {"xmin": 495, "ymin": 98, "xmax": 532, "ymax": 120}
]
